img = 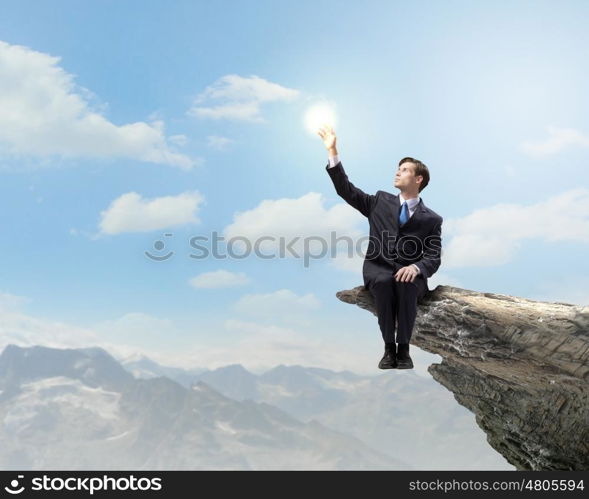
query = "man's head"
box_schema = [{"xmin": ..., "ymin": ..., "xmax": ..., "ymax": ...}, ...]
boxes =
[{"xmin": 394, "ymin": 157, "xmax": 430, "ymax": 194}]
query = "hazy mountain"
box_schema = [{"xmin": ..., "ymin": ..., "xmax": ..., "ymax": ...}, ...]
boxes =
[
  {"xmin": 0, "ymin": 344, "xmax": 409, "ymax": 470},
  {"xmin": 121, "ymin": 353, "xmax": 207, "ymax": 387},
  {"xmin": 124, "ymin": 358, "xmax": 513, "ymax": 470}
]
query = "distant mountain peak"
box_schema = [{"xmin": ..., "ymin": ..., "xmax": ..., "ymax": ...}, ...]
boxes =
[{"xmin": 0, "ymin": 343, "xmax": 133, "ymax": 392}]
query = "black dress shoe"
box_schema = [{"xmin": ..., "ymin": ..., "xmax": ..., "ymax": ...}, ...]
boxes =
[
  {"xmin": 396, "ymin": 343, "xmax": 413, "ymax": 369},
  {"xmin": 378, "ymin": 346, "xmax": 397, "ymax": 369},
  {"xmin": 395, "ymin": 355, "xmax": 414, "ymax": 369}
]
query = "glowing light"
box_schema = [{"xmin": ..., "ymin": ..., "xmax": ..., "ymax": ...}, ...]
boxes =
[{"xmin": 304, "ymin": 102, "xmax": 337, "ymax": 134}]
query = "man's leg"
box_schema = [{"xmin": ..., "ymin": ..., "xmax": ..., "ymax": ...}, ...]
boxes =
[
  {"xmin": 394, "ymin": 279, "xmax": 422, "ymax": 344},
  {"xmin": 394, "ymin": 277, "xmax": 427, "ymax": 369},
  {"xmin": 394, "ymin": 276, "xmax": 427, "ymax": 343},
  {"xmin": 366, "ymin": 272, "xmax": 397, "ymax": 344}
]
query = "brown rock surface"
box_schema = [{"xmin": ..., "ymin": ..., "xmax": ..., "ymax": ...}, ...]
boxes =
[{"xmin": 336, "ymin": 284, "xmax": 589, "ymax": 470}]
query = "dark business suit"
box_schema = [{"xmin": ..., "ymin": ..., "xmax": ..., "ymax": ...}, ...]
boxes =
[{"xmin": 326, "ymin": 161, "xmax": 443, "ymax": 344}]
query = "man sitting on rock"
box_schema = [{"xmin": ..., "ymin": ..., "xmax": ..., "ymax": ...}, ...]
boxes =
[{"xmin": 318, "ymin": 126, "xmax": 443, "ymax": 370}]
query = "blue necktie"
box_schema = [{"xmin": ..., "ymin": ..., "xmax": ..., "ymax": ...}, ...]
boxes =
[{"xmin": 399, "ymin": 201, "xmax": 409, "ymax": 226}]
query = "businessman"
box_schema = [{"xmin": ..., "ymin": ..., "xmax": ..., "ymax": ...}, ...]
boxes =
[{"xmin": 318, "ymin": 126, "xmax": 442, "ymax": 370}]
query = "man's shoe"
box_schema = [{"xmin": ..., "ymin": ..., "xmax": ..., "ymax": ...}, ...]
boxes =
[
  {"xmin": 395, "ymin": 355, "xmax": 414, "ymax": 369},
  {"xmin": 378, "ymin": 345, "xmax": 397, "ymax": 369},
  {"xmin": 396, "ymin": 343, "xmax": 414, "ymax": 369}
]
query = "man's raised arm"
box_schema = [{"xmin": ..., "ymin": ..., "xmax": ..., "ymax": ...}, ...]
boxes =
[{"xmin": 318, "ymin": 126, "xmax": 377, "ymax": 217}]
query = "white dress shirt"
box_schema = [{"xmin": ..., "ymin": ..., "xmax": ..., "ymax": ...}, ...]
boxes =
[{"xmin": 328, "ymin": 154, "xmax": 422, "ymax": 275}]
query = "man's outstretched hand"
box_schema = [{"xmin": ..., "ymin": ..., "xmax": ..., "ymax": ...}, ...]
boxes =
[
  {"xmin": 395, "ymin": 265, "xmax": 419, "ymax": 283},
  {"xmin": 317, "ymin": 126, "xmax": 337, "ymax": 156}
]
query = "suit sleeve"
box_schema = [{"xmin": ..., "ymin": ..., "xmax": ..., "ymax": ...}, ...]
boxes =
[
  {"xmin": 414, "ymin": 219, "xmax": 442, "ymax": 278},
  {"xmin": 325, "ymin": 161, "xmax": 377, "ymax": 217}
]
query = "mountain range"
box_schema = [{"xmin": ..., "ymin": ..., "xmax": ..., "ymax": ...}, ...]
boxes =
[{"xmin": 0, "ymin": 344, "xmax": 411, "ymax": 470}]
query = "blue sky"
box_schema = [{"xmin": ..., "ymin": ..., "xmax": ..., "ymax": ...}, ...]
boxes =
[{"xmin": 0, "ymin": 0, "xmax": 588, "ymax": 373}]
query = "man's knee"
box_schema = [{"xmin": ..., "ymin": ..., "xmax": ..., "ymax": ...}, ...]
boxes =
[
  {"xmin": 371, "ymin": 272, "xmax": 395, "ymax": 288},
  {"xmin": 394, "ymin": 278, "xmax": 419, "ymax": 297}
]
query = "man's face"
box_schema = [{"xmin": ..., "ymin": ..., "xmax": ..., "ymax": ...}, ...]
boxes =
[{"xmin": 394, "ymin": 162, "xmax": 421, "ymax": 191}]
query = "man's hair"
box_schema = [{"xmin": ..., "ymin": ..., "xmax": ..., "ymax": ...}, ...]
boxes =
[{"xmin": 398, "ymin": 157, "xmax": 430, "ymax": 192}]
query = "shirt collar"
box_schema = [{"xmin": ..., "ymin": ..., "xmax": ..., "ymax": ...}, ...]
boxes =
[{"xmin": 398, "ymin": 193, "xmax": 420, "ymax": 209}]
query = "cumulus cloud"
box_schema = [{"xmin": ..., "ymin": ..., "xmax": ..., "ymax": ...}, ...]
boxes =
[
  {"xmin": 0, "ymin": 40, "xmax": 196, "ymax": 169},
  {"xmin": 443, "ymin": 188, "xmax": 589, "ymax": 268},
  {"xmin": 223, "ymin": 192, "xmax": 365, "ymax": 265},
  {"xmin": 520, "ymin": 126, "xmax": 589, "ymax": 157},
  {"xmin": 188, "ymin": 74, "xmax": 299, "ymax": 122},
  {"xmin": 189, "ymin": 270, "xmax": 250, "ymax": 289},
  {"xmin": 99, "ymin": 191, "xmax": 204, "ymax": 235}
]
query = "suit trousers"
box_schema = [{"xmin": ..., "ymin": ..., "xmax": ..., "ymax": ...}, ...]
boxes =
[{"xmin": 366, "ymin": 269, "xmax": 428, "ymax": 344}]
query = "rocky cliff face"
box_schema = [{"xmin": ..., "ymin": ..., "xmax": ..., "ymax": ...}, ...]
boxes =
[{"xmin": 336, "ymin": 284, "xmax": 589, "ymax": 471}]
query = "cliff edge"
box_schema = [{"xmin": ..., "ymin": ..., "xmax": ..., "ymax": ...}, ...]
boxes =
[{"xmin": 336, "ymin": 284, "xmax": 589, "ymax": 471}]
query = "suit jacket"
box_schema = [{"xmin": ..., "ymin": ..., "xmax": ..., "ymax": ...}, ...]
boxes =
[{"xmin": 326, "ymin": 161, "xmax": 443, "ymax": 292}]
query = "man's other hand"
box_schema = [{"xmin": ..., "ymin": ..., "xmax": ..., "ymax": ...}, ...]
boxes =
[
  {"xmin": 317, "ymin": 126, "xmax": 337, "ymax": 155},
  {"xmin": 394, "ymin": 265, "xmax": 418, "ymax": 283}
]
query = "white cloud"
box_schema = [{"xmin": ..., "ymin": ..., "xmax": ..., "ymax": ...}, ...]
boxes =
[
  {"xmin": 520, "ymin": 126, "xmax": 589, "ymax": 157},
  {"xmin": 189, "ymin": 270, "xmax": 250, "ymax": 289},
  {"xmin": 206, "ymin": 135, "xmax": 233, "ymax": 150},
  {"xmin": 223, "ymin": 192, "xmax": 365, "ymax": 262},
  {"xmin": 443, "ymin": 188, "xmax": 589, "ymax": 268},
  {"xmin": 188, "ymin": 74, "xmax": 299, "ymax": 122},
  {"xmin": 0, "ymin": 40, "xmax": 196, "ymax": 169},
  {"xmin": 233, "ymin": 289, "xmax": 321, "ymax": 323},
  {"xmin": 99, "ymin": 190, "xmax": 204, "ymax": 235}
]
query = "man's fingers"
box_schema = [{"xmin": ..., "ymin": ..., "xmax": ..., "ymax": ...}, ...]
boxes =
[{"xmin": 394, "ymin": 266, "xmax": 417, "ymax": 283}]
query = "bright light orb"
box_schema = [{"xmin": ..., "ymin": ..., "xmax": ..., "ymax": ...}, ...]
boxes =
[{"xmin": 304, "ymin": 103, "xmax": 337, "ymax": 135}]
